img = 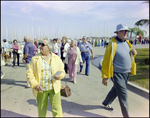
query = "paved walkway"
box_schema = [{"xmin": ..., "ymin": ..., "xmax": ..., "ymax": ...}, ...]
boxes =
[{"xmin": 1, "ymin": 44, "xmax": 149, "ymax": 117}]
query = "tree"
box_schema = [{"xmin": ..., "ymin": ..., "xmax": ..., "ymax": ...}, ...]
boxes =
[
  {"xmin": 135, "ymin": 19, "xmax": 149, "ymax": 27},
  {"xmin": 128, "ymin": 27, "xmax": 139, "ymax": 38},
  {"xmin": 129, "ymin": 27, "xmax": 147, "ymax": 38},
  {"xmin": 135, "ymin": 1, "xmax": 149, "ymax": 27},
  {"xmin": 136, "ymin": 28, "xmax": 147, "ymax": 37}
]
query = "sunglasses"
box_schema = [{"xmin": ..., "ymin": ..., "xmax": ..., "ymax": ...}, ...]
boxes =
[
  {"xmin": 121, "ymin": 30, "xmax": 129, "ymax": 33},
  {"xmin": 39, "ymin": 43, "xmax": 46, "ymax": 47}
]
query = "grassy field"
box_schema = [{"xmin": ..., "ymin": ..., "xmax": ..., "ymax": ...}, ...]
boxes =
[{"xmin": 129, "ymin": 48, "xmax": 149, "ymax": 90}]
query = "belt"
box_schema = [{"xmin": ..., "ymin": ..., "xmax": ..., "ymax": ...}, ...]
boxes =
[{"xmin": 81, "ymin": 51, "xmax": 89, "ymax": 53}]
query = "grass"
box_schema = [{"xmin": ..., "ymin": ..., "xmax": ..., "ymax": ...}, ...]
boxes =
[{"xmin": 129, "ymin": 48, "xmax": 149, "ymax": 90}]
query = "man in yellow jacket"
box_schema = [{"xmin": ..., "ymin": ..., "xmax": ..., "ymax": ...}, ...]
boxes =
[{"xmin": 101, "ymin": 24, "xmax": 137, "ymax": 117}]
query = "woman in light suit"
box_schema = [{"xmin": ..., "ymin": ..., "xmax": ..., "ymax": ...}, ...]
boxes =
[
  {"xmin": 64, "ymin": 40, "xmax": 83, "ymax": 84},
  {"xmin": 58, "ymin": 36, "xmax": 70, "ymax": 74},
  {"xmin": 26, "ymin": 39, "xmax": 65, "ymax": 117}
]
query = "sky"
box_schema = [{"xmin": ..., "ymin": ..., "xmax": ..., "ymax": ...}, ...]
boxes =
[{"xmin": 1, "ymin": 1, "xmax": 149, "ymax": 41}]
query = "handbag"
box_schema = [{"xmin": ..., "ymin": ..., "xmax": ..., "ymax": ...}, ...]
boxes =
[
  {"xmin": 61, "ymin": 78, "xmax": 71, "ymax": 97},
  {"xmin": 18, "ymin": 50, "xmax": 23, "ymax": 54}
]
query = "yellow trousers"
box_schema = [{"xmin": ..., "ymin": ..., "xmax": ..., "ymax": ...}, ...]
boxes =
[{"xmin": 36, "ymin": 89, "xmax": 63, "ymax": 117}]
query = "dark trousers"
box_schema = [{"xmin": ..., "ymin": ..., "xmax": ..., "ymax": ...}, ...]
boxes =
[
  {"xmin": 9, "ymin": 51, "xmax": 11, "ymax": 58},
  {"xmin": 13, "ymin": 51, "xmax": 20, "ymax": 66},
  {"xmin": 61, "ymin": 57, "xmax": 68, "ymax": 73},
  {"xmin": 103, "ymin": 72, "xmax": 129, "ymax": 117}
]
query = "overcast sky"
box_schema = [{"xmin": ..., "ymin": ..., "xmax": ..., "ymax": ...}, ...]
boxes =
[{"xmin": 1, "ymin": 1, "xmax": 149, "ymax": 41}]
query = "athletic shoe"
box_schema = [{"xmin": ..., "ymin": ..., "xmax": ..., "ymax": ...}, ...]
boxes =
[{"xmin": 102, "ymin": 102, "xmax": 114, "ymax": 110}]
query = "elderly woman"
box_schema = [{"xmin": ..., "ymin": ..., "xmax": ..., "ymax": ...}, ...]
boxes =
[
  {"xmin": 26, "ymin": 39, "xmax": 65, "ymax": 117},
  {"xmin": 30, "ymin": 40, "xmax": 37, "ymax": 56},
  {"xmin": 58, "ymin": 36, "xmax": 70, "ymax": 73},
  {"xmin": 64, "ymin": 40, "xmax": 83, "ymax": 84},
  {"xmin": 12, "ymin": 39, "xmax": 20, "ymax": 67}
]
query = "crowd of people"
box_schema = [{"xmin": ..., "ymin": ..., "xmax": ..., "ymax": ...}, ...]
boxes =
[{"xmin": 1, "ymin": 23, "xmax": 148, "ymax": 117}]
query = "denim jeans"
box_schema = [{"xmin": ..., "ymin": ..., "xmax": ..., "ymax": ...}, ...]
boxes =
[{"xmin": 80, "ymin": 52, "xmax": 90, "ymax": 75}]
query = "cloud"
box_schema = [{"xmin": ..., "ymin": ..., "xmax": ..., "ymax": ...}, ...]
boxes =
[{"xmin": 2, "ymin": 1, "xmax": 149, "ymax": 20}]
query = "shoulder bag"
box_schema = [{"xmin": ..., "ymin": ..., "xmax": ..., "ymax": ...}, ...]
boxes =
[{"xmin": 61, "ymin": 78, "xmax": 71, "ymax": 97}]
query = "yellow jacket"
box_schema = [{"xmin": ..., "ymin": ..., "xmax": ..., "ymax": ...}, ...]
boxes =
[
  {"xmin": 101, "ymin": 37, "xmax": 136, "ymax": 79},
  {"xmin": 26, "ymin": 52, "xmax": 65, "ymax": 98}
]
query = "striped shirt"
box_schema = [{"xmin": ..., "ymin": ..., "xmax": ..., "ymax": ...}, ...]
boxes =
[{"xmin": 40, "ymin": 55, "xmax": 52, "ymax": 91}]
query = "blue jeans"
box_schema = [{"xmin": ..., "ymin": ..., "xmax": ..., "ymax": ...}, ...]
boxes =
[
  {"xmin": 80, "ymin": 52, "xmax": 90, "ymax": 75},
  {"xmin": 103, "ymin": 72, "xmax": 129, "ymax": 117},
  {"xmin": 1, "ymin": 70, "xmax": 3, "ymax": 76}
]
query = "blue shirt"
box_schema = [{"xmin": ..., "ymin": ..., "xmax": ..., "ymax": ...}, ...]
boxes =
[
  {"xmin": 113, "ymin": 36, "xmax": 132, "ymax": 73},
  {"xmin": 3, "ymin": 42, "xmax": 11, "ymax": 49},
  {"xmin": 79, "ymin": 42, "xmax": 92, "ymax": 52},
  {"xmin": 23, "ymin": 41, "xmax": 34, "ymax": 63}
]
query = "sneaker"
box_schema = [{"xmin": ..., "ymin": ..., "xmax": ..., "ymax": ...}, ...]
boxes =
[
  {"xmin": 25, "ymin": 86, "xmax": 30, "ymax": 89},
  {"xmin": 1, "ymin": 73, "xmax": 5, "ymax": 79},
  {"xmin": 74, "ymin": 81, "xmax": 76, "ymax": 84},
  {"xmin": 102, "ymin": 102, "xmax": 113, "ymax": 110},
  {"xmin": 79, "ymin": 70, "xmax": 82, "ymax": 73}
]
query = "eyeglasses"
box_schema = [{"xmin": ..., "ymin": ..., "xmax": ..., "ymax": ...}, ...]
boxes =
[{"xmin": 39, "ymin": 43, "xmax": 46, "ymax": 47}]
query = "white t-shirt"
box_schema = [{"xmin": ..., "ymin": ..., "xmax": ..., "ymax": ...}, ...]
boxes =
[{"xmin": 53, "ymin": 43, "xmax": 59, "ymax": 53}]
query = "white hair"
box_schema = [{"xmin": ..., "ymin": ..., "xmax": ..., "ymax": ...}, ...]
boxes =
[
  {"xmin": 82, "ymin": 36, "xmax": 87, "ymax": 40},
  {"xmin": 24, "ymin": 36, "xmax": 30, "ymax": 41},
  {"xmin": 42, "ymin": 38, "xmax": 53, "ymax": 52},
  {"xmin": 71, "ymin": 40, "xmax": 77, "ymax": 46}
]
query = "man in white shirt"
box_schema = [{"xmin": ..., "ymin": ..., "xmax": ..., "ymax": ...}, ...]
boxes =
[{"xmin": 52, "ymin": 39, "xmax": 59, "ymax": 55}]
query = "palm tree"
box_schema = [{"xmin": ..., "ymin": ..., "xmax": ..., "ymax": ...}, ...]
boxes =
[
  {"xmin": 135, "ymin": 19, "xmax": 149, "ymax": 27},
  {"xmin": 128, "ymin": 27, "xmax": 139, "ymax": 38},
  {"xmin": 135, "ymin": 1, "xmax": 149, "ymax": 27},
  {"xmin": 129, "ymin": 27, "xmax": 147, "ymax": 38},
  {"xmin": 136, "ymin": 28, "xmax": 147, "ymax": 37}
]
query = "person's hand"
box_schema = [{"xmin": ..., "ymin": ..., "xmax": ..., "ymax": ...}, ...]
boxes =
[
  {"xmin": 92, "ymin": 55, "xmax": 94, "ymax": 58},
  {"xmin": 15, "ymin": 44, "xmax": 19, "ymax": 46},
  {"xmin": 102, "ymin": 78, "xmax": 109, "ymax": 86},
  {"xmin": 35, "ymin": 84, "xmax": 43, "ymax": 93},
  {"xmin": 80, "ymin": 62, "xmax": 83, "ymax": 65},
  {"xmin": 54, "ymin": 75, "xmax": 60, "ymax": 80},
  {"xmin": 131, "ymin": 49, "xmax": 137, "ymax": 55},
  {"xmin": 22, "ymin": 59, "xmax": 26, "ymax": 64},
  {"xmin": 62, "ymin": 50, "xmax": 66, "ymax": 52}
]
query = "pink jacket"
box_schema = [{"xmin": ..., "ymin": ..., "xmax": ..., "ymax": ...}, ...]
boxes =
[
  {"xmin": 34, "ymin": 44, "xmax": 37, "ymax": 56},
  {"xmin": 12, "ymin": 44, "xmax": 19, "ymax": 51}
]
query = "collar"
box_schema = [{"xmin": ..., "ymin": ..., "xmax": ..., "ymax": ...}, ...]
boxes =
[
  {"xmin": 82, "ymin": 42, "xmax": 88, "ymax": 45},
  {"xmin": 25, "ymin": 41, "xmax": 30, "ymax": 44},
  {"xmin": 116, "ymin": 36, "xmax": 126, "ymax": 42},
  {"xmin": 41, "ymin": 54, "xmax": 51, "ymax": 60}
]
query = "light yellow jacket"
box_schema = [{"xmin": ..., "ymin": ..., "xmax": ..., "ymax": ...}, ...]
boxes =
[
  {"xmin": 101, "ymin": 37, "xmax": 136, "ymax": 79},
  {"xmin": 26, "ymin": 52, "xmax": 65, "ymax": 98},
  {"xmin": 64, "ymin": 47, "xmax": 83, "ymax": 65}
]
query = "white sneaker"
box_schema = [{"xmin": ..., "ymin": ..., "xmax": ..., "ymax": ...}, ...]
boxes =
[
  {"xmin": 1, "ymin": 73, "xmax": 5, "ymax": 79},
  {"xmin": 74, "ymin": 81, "xmax": 76, "ymax": 84}
]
